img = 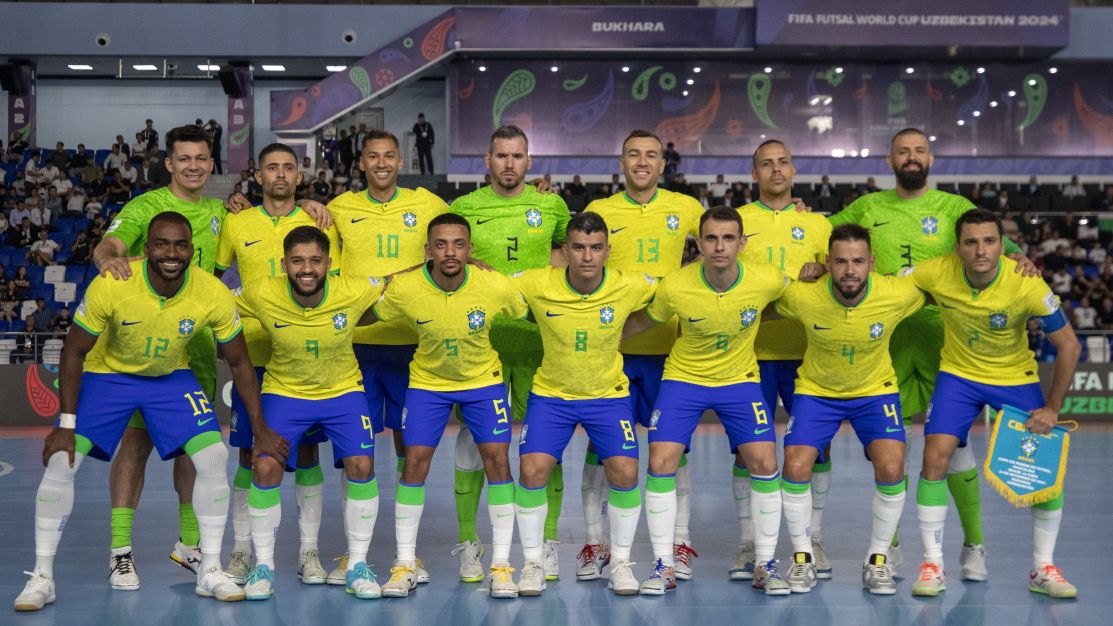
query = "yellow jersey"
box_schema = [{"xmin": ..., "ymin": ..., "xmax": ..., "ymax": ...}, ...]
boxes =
[
  {"xmin": 235, "ymin": 275, "xmax": 382, "ymax": 400},
  {"xmin": 328, "ymin": 187, "xmax": 448, "ymax": 345},
  {"xmin": 372, "ymin": 265, "xmax": 529, "ymax": 392},
  {"xmin": 587, "ymin": 189, "xmax": 703, "ymax": 356},
  {"xmin": 215, "ymin": 206, "xmax": 341, "ymax": 366},
  {"xmin": 74, "ymin": 259, "xmax": 241, "ymax": 376},
  {"xmin": 646, "ymin": 261, "xmax": 787, "ymax": 386},
  {"xmin": 775, "ymin": 274, "xmax": 924, "ymax": 398},
  {"xmin": 738, "ymin": 200, "xmax": 832, "ymax": 360},
  {"xmin": 516, "ymin": 267, "xmax": 656, "ymax": 400},
  {"xmin": 909, "ymin": 255, "xmax": 1060, "ymax": 385}
]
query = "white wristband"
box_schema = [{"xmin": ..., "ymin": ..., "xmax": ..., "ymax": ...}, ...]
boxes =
[{"xmin": 58, "ymin": 413, "xmax": 76, "ymax": 429}]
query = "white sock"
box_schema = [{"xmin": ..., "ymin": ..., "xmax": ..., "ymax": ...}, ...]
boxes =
[
  {"xmin": 344, "ymin": 479, "xmax": 379, "ymax": 567},
  {"xmin": 341, "ymin": 477, "xmax": 349, "ymax": 542},
  {"xmin": 811, "ymin": 468, "xmax": 831, "ymax": 541},
  {"xmin": 781, "ymin": 480, "xmax": 813, "ymax": 555},
  {"xmin": 515, "ymin": 486, "xmax": 547, "ymax": 563},
  {"xmin": 918, "ymin": 504, "xmax": 947, "ymax": 566},
  {"xmin": 732, "ymin": 466, "xmax": 753, "ymax": 545},
  {"xmin": 1032, "ymin": 505, "xmax": 1063, "ymax": 569},
  {"xmin": 190, "ymin": 443, "xmax": 230, "ymax": 573},
  {"xmin": 488, "ymin": 481, "xmax": 515, "ymax": 565},
  {"xmin": 645, "ymin": 474, "xmax": 677, "ymax": 566},
  {"xmin": 750, "ymin": 473, "xmax": 782, "ymax": 564},
  {"xmin": 674, "ymin": 459, "xmax": 692, "ymax": 545},
  {"xmin": 395, "ymin": 482, "xmax": 425, "ymax": 564},
  {"xmin": 249, "ymin": 489, "xmax": 281, "ymax": 570},
  {"xmin": 868, "ymin": 483, "xmax": 907, "ymax": 559},
  {"xmin": 34, "ymin": 451, "xmax": 84, "ymax": 578},
  {"xmin": 296, "ymin": 478, "xmax": 324, "ymax": 552},
  {"xmin": 231, "ymin": 482, "xmax": 251, "ymax": 554},
  {"xmin": 581, "ymin": 456, "xmax": 606, "ymax": 545},
  {"xmin": 606, "ymin": 486, "xmax": 641, "ymax": 562}
]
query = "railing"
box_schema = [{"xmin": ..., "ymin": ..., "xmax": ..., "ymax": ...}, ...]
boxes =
[{"xmin": 0, "ymin": 330, "xmax": 68, "ymax": 364}]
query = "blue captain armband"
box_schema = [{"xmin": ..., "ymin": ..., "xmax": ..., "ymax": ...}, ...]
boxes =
[{"xmin": 1036, "ymin": 309, "xmax": 1069, "ymax": 333}]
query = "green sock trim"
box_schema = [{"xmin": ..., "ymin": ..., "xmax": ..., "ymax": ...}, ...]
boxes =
[
  {"xmin": 732, "ymin": 465, "xmax": 750, "ymax": 478},
  {"xmin": 294, "ymin": 464, "xmax": 325, "ymax": 487},
  {"xmin": 516, "ymin": 484, "xmax": 548, "ymax": 508},
  {"xmin": 750, "ymin": 474, "xmax": 782, "ymax": 493},
  {"xmin": 876, "ymin": 479, "xmax": 908, "ymax": 497},
  {"xmin": 248, "ymin": 484, "xmax": 281, "ymax": 509},
  {"xmin": 917, "ymin": 477, "xmax": 948, "ymax": 506},
  {"xmin": 782, "ymin": 479, "xmax": 810, "ymax": 494},
  {"xmin": 608, "ymin": 486, "xmax": 641, "ymax": 509},
  {"xmin": 397, "ymin": 482, "xmax": 426, "ymax": 506},
  {"xmin": 646, "ymin": 474, "xmax": 676, "ymax": 493},
  {"xmin": 178, "ymin": 503, "xmax": 200, "ymax": 546},
  {"xmin": 347, "ymin": 477, "xmax": 379, "ymax": 500},
  {"xmin": 183, "ymin": 431, "xmax": 223, "ymax": 457},
  {"xmin": 233, "ymin": 466, "xmax": 253, "ymax": 490},
  {"xmin": 678, "ymin": 454, "xmax": 688, "ymax": 468},
  {"xmin": 1033, "ymin": 492, "xmax": 1064, "ymax": 511},
  {"xmin": 544, "ymin": 464, "xmax": 564, "ymax": 541},
  {"xmin": 110, "ymin": 508, "xmax": 135, "ymax": 549},
  {"xmin": 585, "ymin": 450, "xmax": 601, "ymax": 466},
  {"xmin": 454, "ymin": 469, "xmax": 484, "ymax": 543},
  {"xmin": 947, "ymin": 468, "xmax": 983, "ymax": 544},
  {"xmin": 396, "ymin": 457, "xmax": 405, "ymax": 473},
  {"xmin": 489, "ymin": 481, "xmax": 516, "ymax": 506},
  {"xmin": 813, "ymin": 460, "xmax": 832, "ymax": 473},
  {"xmin": 74, "ymin": 434, "xmax": 93, "ymax": 456}
]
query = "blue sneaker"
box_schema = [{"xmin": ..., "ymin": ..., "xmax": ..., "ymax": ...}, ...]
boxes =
[
  {"xmin": 345, "ymin": 562, "xmax": 382, "ymax": 599},
  {"xmin": 753, "ymin": 559, "xmax": 790, "ymax": 596},
  {"xmin": 638, "ymin": 558, "xmax": 677, "ymax": 596},
  {"xmin": 244, "ymin": 564, "xmax": 275, "ymax": 601}
]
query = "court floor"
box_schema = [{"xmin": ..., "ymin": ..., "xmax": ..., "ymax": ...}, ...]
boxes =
[{"xmin": 1, "ymin": 422, "xmax": 1107, "ymax": 625}]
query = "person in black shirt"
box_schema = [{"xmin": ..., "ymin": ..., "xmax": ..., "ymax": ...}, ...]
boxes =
[
  {"xmin": 205, "ymin": 119, "xmax": 224, "ymax": 175},
  {"xmin": 413, "ymin": 113, "xmax": 435, "ymax": 175},
  {"xmin": 139, "ymin": 119, "xmax": 158, "ymax": 152}
]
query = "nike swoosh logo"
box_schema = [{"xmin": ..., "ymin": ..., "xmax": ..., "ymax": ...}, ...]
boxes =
[
  {"xmin": 476, "ymin": 218, "xmax": 495, "ymax": 225},
  {"xmin": 812, "ymin": 324, "xmax": 830, "ymax": 330},
  {"xmin": 244, "ymin": 240, "xmax": 262, "ymax": 247},
  {"xmin": 688, "ymin": 317, "xmax": 706, "ymax": 323},
  {"xmin": 545, "ymin": 311, "xmax": 563, "ymax": 317},
  {"xmin": 37, "ymin": 495, "xmax": 59, "ymax": 503},
  {"xmin": 198, "ymin": 417, "xmax": 215, "ymax": 426},
  {"xmin": 759, "ymin": 509, "xmax": 778, "ymax": 515},
  {"xmin": 416, "ymin": 319, "xmax": 433, "ymax": 325},
  {"xmin": 648, "ymin": 508, "xmax": 668, "ymax": 514},
  {"xmin": 493, "ymin": 427, "xmax": 509, "ymax": 435},
  {"xmin": 620, "ymin": 512, "xmax": 637, "ymax": 518},
  {"xmin": 214, "ymin": 494, "xmax": 229, "ymax": 503},
  {"xmin": 622, "ymin": 443, "xmax": 637, "ymax": 450},
  {"xmin": 965, "ymin": 475, "xmax": 977, "ymax": 483},
  {"xmin": 396, "ymin": 515, "xmax": 410, "ymax": 520},
  {"xmin": 885, "ymin": 427, "xmax": 903, "ymax": 433},
  {"xmin": 274, "ymin": 322, "xmax": 291, "ymax": 328},
  {"xmin": 250, "ymin": 514, "xmax": 269, "ymax": 519},
  {"xmin": 872, "ymin": 221, "xmax": 891, "ymax": 228},
  {"xmin": 121, "ymin": 320, "xmax": 141, "ymax": 326},
  {"xmin": 754, "ymin": 427, "xmax": 771, "ymax": 435},
  {"xmin": 496, "ymin": 512, "xmax": 512, "ymax": 519},
  {"xmin": 360, "ymin": 514, "xmax": 374, "ymax": 519},
  {"xmin": 360, "ymin": 442, "xmax": 374, "ymax": 449},
  {"xmin": 610, "ymin": 227, "xmax": 628, "ymax": 234},
  {"xmin": 303, "ymin": 492, "xmax": 321, "ymax": 499},
  {"xmin": 351, "ymin": 217, "xmax": 368, "ymax": 224}
]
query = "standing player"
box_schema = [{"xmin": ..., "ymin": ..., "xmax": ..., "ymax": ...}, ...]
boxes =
[
  {"xmin": 733, "ymin": 139, "xmax": 831, "ymax": 581},
  {"xmin": 214, "ymin": 143, "xmax": 341, "ymax": 585},
  {"xmin": 623, "ymin": 207, "xmax": 789, "ymax": 596},
  {"xmin": 326, "ymin": 129, "xmax": 446, "ymax": 584},
  {"xmin": 774, "ymin": 224, "xmax": 923, "ymax": 595},
  {"xmin": 365, "ymin": 214, "xmax": 528, "ymax": 599},
  {"xmin": 828, "ymin": 127, "xmax": 1033, "ymax": 576},
  {"xmin": 448, "ymin": 125, "xmax": 569, "ymax": 581},
  {"xmin": 15, "ymin": 213, "xmax": 258, "ymax": 611},
  {"xmin": 513, "ymin": 212, "xmax": 656, "ymax": 596},
  {"xmin": 906, "ymin": 209, "xmax": 1080, "ymax": 598},
  {"xmin": 233, "ymin": 227, "xmax": 385, "ymax": 600},
  {"xmin": 581, "ymin": 130, "xmax": 703, "ymax": 581}
]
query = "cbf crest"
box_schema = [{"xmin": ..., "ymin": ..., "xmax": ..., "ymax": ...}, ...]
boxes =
[
  {"xmin": 600, "ymin": 306, "xmax": 615, "ymax": 326},
  {"xmin": 178, "ymin": 317, "xmax": 195, "ymax": 336},
  {"xmin": 1021, "ymin": 435, "xmax": 1040, "ymax": 458},
  {"xmin": 467, "ymin": 307, "xmax": 487, "ymax": 332},
  {"xmin": 666, "ymin": 214, "xmax": 680, "ymax": 231},
  {"xmin": 210, "ymin": 216, "xmax": 221, "ymax": 236},
  {"xmin": 332, "ymin": 312, "xmax": 348, "ymax": 331},
  {"xmin": 740, "ymin": 306, "xmax": 758, "ymax": 328},
  {"xmin": 790, "ymin": 225, "xmax": 805, "ymax": 241},
  {"xmin": 921, "ymin": 216, "xmax": 939, "ymax": 237},
  {"xmin": 869, "ymin": 321, "xmax": 885, "ymax": 340},
  {"xmin": 989, "ymin": 312, "xmax": 1008, "ymax": 330},
  {"xmin": 402, "ymin": 212, "xmax": 418, "ymax": 229},
  {"xmin": 526, "ymin": 208, "xmax": 543, "ymax": 228}
]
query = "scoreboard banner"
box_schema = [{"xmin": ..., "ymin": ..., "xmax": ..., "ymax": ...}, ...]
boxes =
[{"xmin": 984, "ymin": 404, "xmax": 1072, "ymax": 507}]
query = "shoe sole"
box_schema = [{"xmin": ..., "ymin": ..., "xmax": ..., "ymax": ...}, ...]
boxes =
[
  {"xmin": 577, "ymin": 571, "xmax": 602, "ymax": 581},
  {"xmin": 490, "ymin": 591, "xmax": 518, "ymax": 599},
  {"xmin": 110, "ymin": 582, "xmax": 141, "ymax": 591},
  {"xmin": 608, "ymin": 584, "xmax": 639, "ymax": 596},
  {"xmin": 518, "ymin": 588, "xmax": 544, "ymax": 597},
  {"xmin": 961, "ymin": 572, "xmax": 988, "ymax": 582},
  {"xmin": 912, "ymin": 587, "xmax": 945, "ymax": 597},
  {"xmin": 325, "ymin": 577, "xmax": 346, "ymax": 586},
  {"xmin": 381, "ymin": 589, "xmax": 413, "ymax": 598},
  {"xmin": 460, "ymin": 575, "xmax": 484, "ymax": 583},
  {"xmin": 299, "ymin": 574, "xmax": 326, "ymax": 585},
  {"xmin": 675, "ymin": 571, "xmax": 692, "ymax": 581},
  {"xmin": 639, "ymin": 588, "xmax": 666, "ymax": 596},
  {"xmin": 544, "ymin": 574, "xmax": 559, "ymax": 581},
  {"xmin": 1029, "ymin": 587, "xmax": 1078, "ymax": 599},
  {"xmin": 729, "ymin": 570, "xmax": 755, "ymax": 581},
  {"xmin": 14, "ymin": 599, "xmax": 52, "ymax": 612},
  {"xmin": 416, "ymin": 575, "xmax": 431, "ymax": 584},
  {"xmin": 245, "ymin": 593, "xmax": 273, "ymax": 601},
  {"xmin": 764, "ymin": 588, "xmax": 792, "ymax": 596},
  {"xmin": 867, "ymin": 587, "xmax": 898, "ymax": 595},
  {"xmin": 816, "ymin": 569, "xmax": 833, "ymax": 579},
  {"xmin": 788, "ymin": 584, "xmax": 815, "ymax": 593},
  {"xmin": 197, "ymin": 590, "xmax": 246, "ymax": 602}
]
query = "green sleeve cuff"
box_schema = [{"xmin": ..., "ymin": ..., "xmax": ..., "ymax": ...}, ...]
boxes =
[
  {"xmin": 73, "ymin": 318, "xmax": 102, "ymax": 337},
  {"xmin": 216, "ymin": 325, "xmax": 243, "ymax": 344}
]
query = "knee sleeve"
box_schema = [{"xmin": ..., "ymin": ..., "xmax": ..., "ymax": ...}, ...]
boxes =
[{"xmin": 454, "ymin": 426, "xmax": 483, "ymax": 473}]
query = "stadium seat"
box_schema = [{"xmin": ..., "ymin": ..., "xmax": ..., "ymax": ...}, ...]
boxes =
[
  {"xmin": 31, "ymin": 284, "xmax": 52, "ymax": 301},
  {"xmin": 0, "ymin": 338, "xmax": 16, "ymax": 364},
  {"xmin": 94, "ymin": 149, "xmax": 111, "ymax": 167},
  {"xmin": 54, "ymin": 282, "xmax": 77, "ymax": 305},
  {"xmin": 41, "ymin": 338, "xmax": 64, "ymax": 366},
  {"xmin": 43, "ymin": 265, "xmax": 66, "ymax": 284},
  {"xmin": 20, "ymin": 300, "xmax": 37, "ymax": 320},
  {"xmin": 1085, "ymin": 335, "xmax": 1109, "ymax": 363},
  {"xmin": 64, "ymin": 266, "xmax": 85, "ymax": 283},
  {"xmin": 26, "ymin": 265, "xmax": 44, "ymax": 284}
]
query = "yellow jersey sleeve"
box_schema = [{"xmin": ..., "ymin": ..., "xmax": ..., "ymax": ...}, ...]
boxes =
[
  {"xmin": 215, "ymin": 214, "xmax": 237, "ymax": 271},
  {"xmin": 73, "ymin": 273, "xmax": 114, "ymax": 337},
  {"xmin": 206, "ymin": 278, "xmax": 243, "ymax": 344}
]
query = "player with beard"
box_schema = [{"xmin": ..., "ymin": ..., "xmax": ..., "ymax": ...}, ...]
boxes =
[{"xmin": 827, "ymin": 128, "xmax": 1033, "ymax": 578}]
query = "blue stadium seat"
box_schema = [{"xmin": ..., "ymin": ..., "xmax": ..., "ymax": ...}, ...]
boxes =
[
  {"xmin": 65, "ymin": 266, "xmax": 85, "ymax": 283},
  {"xmin": 26, "ymin": 265, "xmax": 45, "ymax": 284},
  {"xmin": 10, "ymin": 319, "xmax": 25, "ymax": 332},
  {"xmin": 1, "ymin": 163, "xmax": 15, "ymax": 185},
  {"xmin": 1084, "ymin": 265, "xmax": 1100, "ymax": 279},
  {"xmin": 94, "ymin": 149, "xmax": 110, "ymax": 167},
  {"xmin": 41, "ymin": 149, "xmax": 53, "ymax": 162},
  {"xmin": 31, "ymin": 283, "xmax": 52, "ymax": 300}
]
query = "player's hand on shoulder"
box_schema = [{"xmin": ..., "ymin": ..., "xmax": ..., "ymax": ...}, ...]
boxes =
[
  {"xmin": 792, "ymin": 197, "xmax": 813, "ymax": 213},
  {"xmin": 798, "ymin": 262, "xmax": 827, "ymax": 282},
  {"xmin": 225, "ymin": 192, "xmax": 252, "ymax": 214},
  {"xmin": 1025, "ymin": 406, "xmax": 1058, "ymax": 435},
  {"xmin": 301, "ymin": 200, "xmax": 334, "ymax": 229},
  {"xmin": 99, "ymin": 255, "xmax": 136, "ymax": 280},
  {"xmin": 530, "ymin": 178, "xmax": 556, "ymax": 194},
  {"xmin": 43, "ymin": 426, "xmax": 76, "ymax": 467},
  {"xmin": 253, "ymin": 426, "xmax": 291, "ymax": 467},
  {"xmin": 1008, "ymin": 253, "xmax": 1039, "ymax": 278}
]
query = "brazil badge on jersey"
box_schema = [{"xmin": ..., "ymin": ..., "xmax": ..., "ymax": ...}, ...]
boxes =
[{"xmin": 985, "ymin": 404, "xmax": 1073, "ymax": 507}]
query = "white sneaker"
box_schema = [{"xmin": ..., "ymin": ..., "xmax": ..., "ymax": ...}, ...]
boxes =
[
  {"xmin": 196, "ymin": 566, "xmax": 246, "ymax": 602},
  {"xmin": 415, "ymin": 557, "xmax": 431, "ymax": 584},
  {"xmin": 576, "ymin": 543, "xmax": 611, "ymax": 580},
  {"xmin": 452, "ymin": 540, "xmax": 486, "ymax": 583},
  {"xmin": 812, "ymin": 538, "xmax": 832, "ymax": 579},
  {"xmin": 297, "ymin": 549, "xmax": 326, "ymax": 584},
  {"xmin": 862, "ymin": 554, "xmax": 897, "ymax": 595},
  {"xmin": 345, "ymin": 562, "xmax": 382, "ymax": 600},
  {"xmin": 109, "ymin": 546, "xmax": 140, "ymax": 591},
  {"xmin": 673, "ymin": 542, "xmax": 699, "ymax": 580},
  {"xmin": 608, "ymin": 560, "xmax": 639, "ymax": 596},
  {"xmin": 542, "ymin": 539, "xmax": 560, "ymax": 580},
  {"xmin": 517, "ymin": 561, "xmax": 546, "ymax": 597},
  {"xmin": 326, "ymin": 554, "xmax": 349, "ymax": 585},
  {"xmin": 960, "ymin": 544, "xmax": 988, "ymax": 582},
  {"xmin": 14, "ymin": 571, "xmax": 54, "ymax": 612},
  {"xmin": 225, "ymin": 550, "xmax": 252, "ymax": 585},
  {"xmin": 170, "ymin": 540, "xmax": 202, "ymax": 574},
  {"xmin": 786, "ymin": 553, "xmax": 817, "ymax": 593},
  {"xmin": 729, "ymin": 542, "xmax": 756, "ymax": 580},
  {"xmin": 488, "ymin": 563, "xmax": 518, "ymax": 599},
  {"xmin": 244, "ymin": 564, "xmax": 275, "ymax": 601},
  {"xmin": 381, "ymin": 562, "xmax": 417, "ymax": 598}
]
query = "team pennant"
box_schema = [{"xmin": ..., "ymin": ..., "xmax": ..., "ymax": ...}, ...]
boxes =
[{"xmin": 984, "ymin": 404, "xmax": 1073, "ymax": 508}]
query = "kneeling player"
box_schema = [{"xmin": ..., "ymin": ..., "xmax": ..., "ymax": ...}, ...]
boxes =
[
  {"xmin": 907, "ymin": 209, "xmax": 1081, "ymax": 598},
  {"xmin": 513, "ymin": 212, "xmax": 655, "ymax": 596},
  {"xmin": 624, "ymin": 207, "xmax": 789, "ymax": 596},
  {"xmin": 232, "ymin": 226, "xmax": 385, "ymax": 600},
  {"xmin": 774, "ymin": 224, "xmax": 923, "ymax": 594},
  {"xmin": 364, "ymin": 213, "xmax": 528, "ymax": 599},
  {"xmin": 15, "ymin": 213, "xmax": 253, "ymax": 611}
]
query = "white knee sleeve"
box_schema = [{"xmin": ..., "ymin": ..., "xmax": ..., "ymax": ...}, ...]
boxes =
[
  {"xmin": 947, "ymin": 444, "xmax": 976, "ymax": 474},
  {"xmin": 454, "ymin": 426, "xmax": 483, "ymax": 473}
]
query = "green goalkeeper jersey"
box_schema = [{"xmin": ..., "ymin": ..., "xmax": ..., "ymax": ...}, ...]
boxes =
[
  {"xmin": 105, "ymin": 186, "xmax": 227, "ymax": 273},
  {"xmin": 449, "ymin": 184, "xmax": 570, "ymax": 275}
]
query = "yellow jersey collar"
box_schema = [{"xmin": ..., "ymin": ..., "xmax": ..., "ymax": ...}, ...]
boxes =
[{"xmin": 699, "ymin": 261, "xmax": 743, "ymax": 294}]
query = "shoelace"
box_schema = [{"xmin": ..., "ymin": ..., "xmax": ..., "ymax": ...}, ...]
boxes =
[
  {"xmin": 1039, "ymin": 565, "xmax": 1068, "ymax": 583},
  {"xmin": 868, "ymin": 565, "xmax": 892, "ymax": 582},
  {"xmin": 109, "ymin": 553, "xmax": 135, "ymax": 577},
  {"xmin": 333, "ymin": 554, "xmax": 349, "ymax": 567},
  {"xmin": 352, "ymin": 563, "xmax": 376, "ymax": 581},
  {"xmin": 452, "ymin": 542, "xmax": 480, "ymax": 559},
  {"xmin": 577, "ymin": 544, "xmax": 600, "ymax": 565},
  {"xmin": 245, "ymin": 566, "xmax": 269, "ymax": 585},
  {"xmin": 389, "ymin": 565, "xmax": 414, "ymax": 581},
  {"xmin": 489, "ymin": 566, "xmax": 515, "ymax": 582},
  {"xmin": 674, "ymin": 544, "xmax": 699, "ymax": 566},
  {"xmin": 763, "ymin": 560, "xmax": 782, "ymax": 579},
  {"xmin": 22, "ymin": 571, "xmax": 49, "ymax": 588},
  {"xmin": 611, "ymin": 561, "xmax": 637, "ymax": 578},
  {"xmin": 787, "ymin": 562, "xmax": 811, "ymax": 579},
  {"xmin": 649, "ymin": 558, "xmax": 668, "ymax": 579},
  {"xmin": 918, "ymin": 563, "xmax": 943, "ymax": 581}
]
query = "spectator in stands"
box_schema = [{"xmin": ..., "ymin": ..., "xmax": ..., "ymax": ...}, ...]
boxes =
[
  {"xmin": 113, "ymin": 134, "xmax": 131, "ymax": 159},
  {"xmin": 69, "ymin": 143, "xmax": 90, "ymax": 177},
  {"xmin": 50, "ymin": 173, "xmax": 73, "ymax": 203},
  {"xmin": 131, "ymin": 132, "xmax": 147, "ymax": 161},
  {"xmin": 1040, "ymin": 230, "xmax": 1070, "ymax": 257},
  {"xmin": 300, "ymin": 156, "xmax": 314, "ymax": 181},
  {"xmin": 118, "ymin": 160, "xmax": 138, "ymax": 187},
  {"xmin": 64, "ymin": 187, "xmax": 86, "ymax": 217},
  {"xmin": 1072, "ymin": 264, "xmax": 1096, "ymax": 301},
  {"xmin": 1074, "ymin": 298, "xmax": 1097, "ymax": 330},
  {"xmin": 696, "ymin": 187, "xmax": 712, "ymax": 210},
  {"xmin": 563, "ymin": 175, "xmax": 587, "ymax": 204},
  {"xmin": 1099, "ymin": 185, "xmax": 1113, "ymax": 211},
  {"xmin": 1001, "ymin": 210, "xmax": 1021, "ymax": 241},
  {"xmin": 135, "ymin": 157, "xmax": 157, "ymax": 192},
  {"xmin": 1063, "ymin": 175, "xmax": 1086, "ymax": 198},
  {"xmin": 205, "ymin": 119, "xmax": 223, "ymax": 175},
  {"xmin": 0, "ymin": 280, "xmax": 18, "ymax": 324},
  {"xmin": 9, "ymin": 217, "xmax": 36, "ymax": 248},
  {"xmin": 0, "ymin": 209, "xmax": 7, "ymax": 234},
  {"xmin": 662, "ymin": 142, "xmax": 682, "ymax": 185},
  {"xmin": 709, "ymin": 174, "xmax": 729, "ymax": 205},
  {"xmin": 7, "ymin": 132, "xmax": 29, "ymax": 162},
  {"xmin": 12, "ymin": 265, "xmax": 30, "ymax": 299},
  {"xmin": 1098, "ymin": 297, "xmax": 1113, "ymax": 330},
  {"xmin": 862, "ymin": 177, "xmax": 881, "ymax": 194},
  {"xmin": 79, "ymin": 156, "xmax": 102, "ymax": 186},
  {"xmin": 9, "ymin": 201, "xmax": 31, "ymax": 229},
  {"xmin": 1043, "ymin": 244, "xmax": 1071, "ymax": 274},
  {"xmin": 338, "ymin": 129, "xmax": 353, "ymax": 173},
  {"xmin": 39, "ymin": 160, "xmax": 59, "ymax": 190},
  {"xmin": 332, "ymin": 161, "xmax": 351, "ymax": 190},
  {"xmin": 979, "ymin": 182, "xmax": 997, "ymax": 203},
  {"xmin": 247, "ymin": 172, "xmax": 263, "ymax": 204},
  {"xmin": 413, "ymin": 112, "xmax": 435, "ymax": 175},
  {"xmin": 106, "ymin": 174, "xmax": 131, "ymax": 204},
  {"xmin": 723, "ymin": 188, "xmax": 736, "ymax": 208},
  {"xmin": 307, "ymin": 171, "xmax": 328, "ymax": 202},
  {"xmin": 17, "ymin": 314, "xmax": 43, "ymax": 362},
  {"xmin": 1077, "ymin": 216, "xmax": 1100, "ymax": 242},
  {"xmin": 611, "ymin": 173, "xmax": 625, "ymax": 193},
  {"xmin": 732, "ymin": 182, "xmax": 752, "ymax": 206},
  {"xmin": 1090, "ymin": 241, "xmax": 1107, "ymax": 266},
  {"xmin": 103, "ymin": 144, "xmax": 126, "ymax": 176},
  {"xmin": 1050, "ymin": 266, "xmax": 1072, "ymax": 297},
  {"xmin": 24, "ymin": 153, "xmax": 43, "ymax": 186},
  {"xmin": 234, "ymin": 170, "xmax": 250, "ymax": 196},
  {"xmin": 814, "ymin": 174, "xmax": 835, "ymax": 199},
  {"xmin": 140, "ymin": 119, "xmax": 159, "ymax": 153},
  {"xmin": 49, "ymin": 142, "xmax": 70, "ymax": 171},
  {"xmin": 30, "ymin": 298, "xmax": 51, "ymax": 329},
  {"xmin": 66, "ymin": 231, "xmax": 92, "ymax": 266},
  {"xmin": 34, "ymin": 194, "xmax": 55, "ymax": 227},
  {"xmin": 50, "ymin": 306, "xmax": 71, "ymax": 333},
  {"xmin": 27, "ymin": 229, "xmax": 60, "ymax": 266},
  {"xmin": 995, "ymin": 189, "xmax": 1010, "ymax": 211},
  {"xmin": 1024, "ymin": 175, "xmax": 1041, "ymax": 197},
  {"xmin": 669, "ymin": 172, "xmax": 693, "ymax": 197},
  {"xmin": 320, "ymin": 160, "xmax": 335, "ymax": 185},
  {"xmin": 86, "ymin": 215, "xmax": 106, "ymax": 245}
]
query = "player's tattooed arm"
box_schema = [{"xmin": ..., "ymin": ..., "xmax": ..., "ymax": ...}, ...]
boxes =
[
  {"xmin": 46, "ymin": 326, "xmax": 99, "ymax": 467},
  {"xmin": 798, "ymin": 262, "xmax": 827, "ymax": 282},
  {"xmin": 1029, "ymin": 324, "xmax": 1081, "ymax": 434},
  {"xmin": 299, "ymin": 200, "xmax": 334, "ymax": 230},
  {"xmin": 622, "ymin": 309, "xmax": 659, "ymax": 340}
]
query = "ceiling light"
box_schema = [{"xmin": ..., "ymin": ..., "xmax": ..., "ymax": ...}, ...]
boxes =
[
  {"xmin": 860, "ymin": 148, "xmax": 870, "ymax": 157},
  {"xmin": 972, "ymin": 111, "xmax": 981, "ymax": 117},
  {"xmin": 68, "ymin": 64, "xmax": 93, "ymax": 71},
  {"xmin": 682, "ymin": 90, "xmax": 689, "ymax": 97},
  {"xmin": 976, "ymin": 67, "xmax": 985, "ymax": 74},
  {"xmin": 326, "ymin": 65, "xmax": 347, "ymax": 72},
  {"xmin": 686, "ymin": 78, "xmax": 694, "ymax": 85},
  {"xmin": 905, "ymin": 67, "xmax": 915, "ymax": 74},
  {"xmin": 133, "ymin": 64, "xmax": 158, "ymax": 71},
  {"xmin": 929, "ymin": 135, "xmax": 937, "ymax": 141},
  {"xmin": 989, "ymin": 101, "xmax": 998, "ymax": 107},
  {"xmin": 478, "ymin": 65, "xmax": 486, "ymax": 72},
  {"xmin": 550, "ymin": 65, "xmax": 559, "ymax": 72},
  {"xmin": 764, "ymin": 66, "xmax": 773, "ymax": 73},
  {"xmin": 1008, "ymin": 90, "xmax": 1017, "ymax": 97},
  {"xmin": 692, "ymin": 67, "xmax": 701, "ymax": 73},
  {"xmin": 261, "ymin": 64, "xmax": 286, "ymax": 72},
  {"xmin": 1049, "ymin": 67, "xmax": 1058, "ymax": 74},
  {"xmin": 197, "ymin": 64, "xmax": 220, "ymax": 72},
  {"xmin": 1028, "ymin": 79, "xmax": 1037, "ymax": 86},
  {"xmin": 957, "ymin": 120, "xmax": 966, "ymax": 126},
  {"xmin": 621, "ymin": 66, "xmax": 629, "ymax": 73}
]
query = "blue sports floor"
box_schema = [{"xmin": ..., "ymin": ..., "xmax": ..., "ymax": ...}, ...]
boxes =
[{"xmin": 1, "ymin": 422, "xmax": 1107, "ymax": 625}]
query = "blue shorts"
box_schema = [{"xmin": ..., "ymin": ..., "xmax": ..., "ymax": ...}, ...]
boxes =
[
  {"xmin": 401, "ymin": 384, "xmax": 512, "ymax": 448},
  {"xmin": 75, "ymin": 370, "xmax": 221, "ymax": 462},
  {"xmin": 926, "ymin": 371, "xmax": 1045, "ymax": 447},
  {"xmin": 355, "ymin": 343, "xmax": 416, "ymax": 433},
  {"xmin": 231, "ymin": 368, "xmax": 327, "ymax": 463},
  {"xmin": 261, "ymin": 392, "xmax": 374, "ymax": 469},
  {"xmin": 785, "ymin": 393, "xmax": 905, "ymax": 463},
  {"xmin": 648, "ymin": 380, "xmax": 774, "ymax": 452},
  {"xmin": 623, "ymin": 354, "xmax": 666, "ymax": 427},
  {"xmin": 759, "ymin": 360, "xmax": 801, "ymax": 416},
  {"xmin": 519, "ymin": 394, "xmax": 639, "ymax": 461}
]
